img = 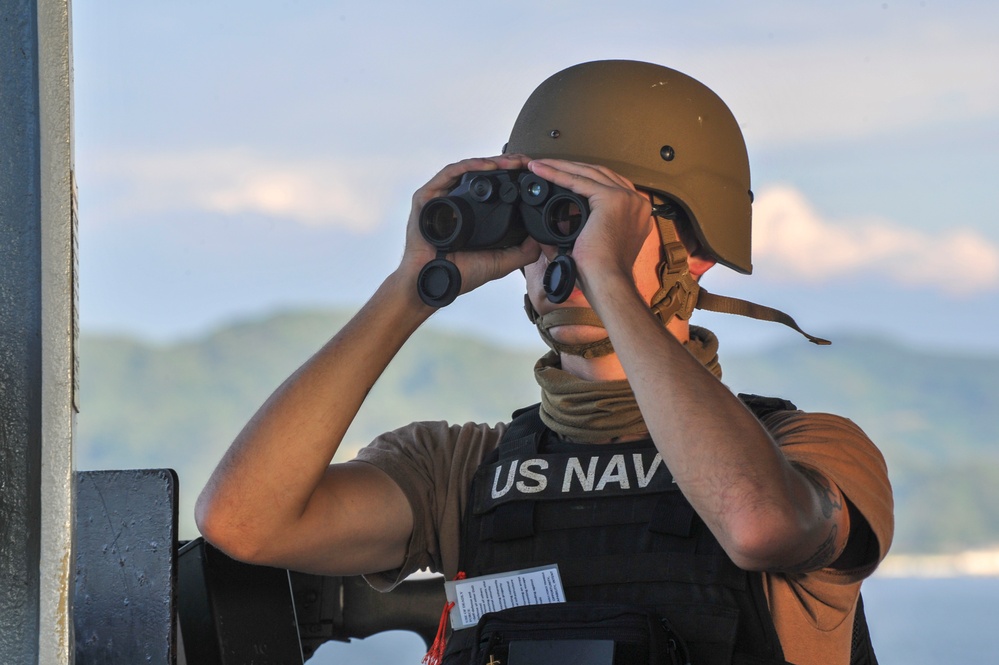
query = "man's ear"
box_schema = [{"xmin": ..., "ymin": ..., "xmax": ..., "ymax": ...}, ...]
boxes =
[{"xmin": 688, "ymin": 255, "xmax": 716, "ymax": 279}]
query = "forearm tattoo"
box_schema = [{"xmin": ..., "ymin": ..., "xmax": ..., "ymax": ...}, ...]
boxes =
[
  {"xmin": 785, "ymin": 465, "xmax": 844, "ymax": 573},
  {"xmin": 799, "ymin": 464, "xmax": 842, "ymax": 519},
  {"xmin": 786, "ymin": 524, "xmax": 839, "ymax": 574}
]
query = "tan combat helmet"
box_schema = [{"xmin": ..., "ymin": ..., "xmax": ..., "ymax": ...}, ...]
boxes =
[
  {"xmin": 506, "ymin": 59, "xmax": 753, "ymax": 274},
  {"xmin": 506, "ymin": 60, "xmax": 827, "ymax": 354}
]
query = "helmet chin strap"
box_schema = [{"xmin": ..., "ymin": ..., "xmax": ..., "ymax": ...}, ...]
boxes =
[
  {"xmin": 524, "ymin": 214, "xmax": 829, "ymax": 357},
  {"xmin": 648, "ymin": 215, "xmax": 701, "ymax": 325},
  {"xmin": 524, "ymin": 300, "xmax": 617, "ymax": 359},
  {"xmin": 694, "ymin": 289, "xmax": 830, "ymax": 345}
]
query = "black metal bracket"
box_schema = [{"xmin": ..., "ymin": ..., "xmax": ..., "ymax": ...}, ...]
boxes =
[
  {"xmin": 177, "ymin": 539, "xmax": 447, "ymax": 663},
  {"xmin": 74, "ymin": 469, "xmax": 179, "ymax": 664},
  {"xmin": 74, "ymin": 468, "xmax": 446, "ymax": 663}
]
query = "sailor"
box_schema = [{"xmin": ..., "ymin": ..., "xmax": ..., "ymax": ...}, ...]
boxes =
[{"xmin": 197, "ymin": 60, "xmax": 893, "ymax": 665}]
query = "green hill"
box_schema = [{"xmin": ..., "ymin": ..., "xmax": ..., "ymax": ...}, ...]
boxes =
[
  {"xmin": 78, "ymin": 309, "xmax": 544, "ymax": 539},
  {"xmin": 720, "ymin": 337, "xmax": 999, "ymax": 554},
  {"xmin": 78, "ymin": 309, "xmax": 999, "ymax": 554}
]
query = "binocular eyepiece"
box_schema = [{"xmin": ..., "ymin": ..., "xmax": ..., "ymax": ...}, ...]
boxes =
[{"xmin": 417, "ymin": 169, "xmax": 589, "ymax": 307}]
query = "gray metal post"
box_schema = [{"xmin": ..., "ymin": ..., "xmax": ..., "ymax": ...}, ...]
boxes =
[{"xmin": 0, "ymin": 0, "xmax": 76, "ymax": 662}]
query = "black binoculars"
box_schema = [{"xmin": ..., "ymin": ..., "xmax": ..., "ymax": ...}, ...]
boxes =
[{"xmin": 417, "ymin": 169, "xmax": 590, "ymax": 307}]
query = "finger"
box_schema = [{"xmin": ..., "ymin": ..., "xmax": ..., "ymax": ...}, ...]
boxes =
[
  {"xmin": 418, "ymin": 155, "xmax": 534, "ymax": 204},
  {"xmin": 454, "ymin": 238, "xmax": 542, "ymax": 295},
  {"xmin": 490, "ymin": 153, "xmax": 533, "ymax": 167},
  {"xmin": 526, "ymin": 160, "xmax": 603, "ymax": 197},
  {"xmin": 582, "ymin": 163, "xmax": 638, "ymax": 191},
  {"xmin": 537, "ymin": 158, "xmax": 629, "ymax": 185},
  {"xmin": 572, "ymin": 162, "xmax": 636, "ymax": 191},
  {"xmin": 490, "ymin": 237, "xmax": 543, "ymax": 277},
  {"xmin": 528, "ymin": 158, "xmax": 636, "ymax": 193}
]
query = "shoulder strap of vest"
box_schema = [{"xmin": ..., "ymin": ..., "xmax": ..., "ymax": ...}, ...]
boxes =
[
  {"xmin": 485, "ymin": 405, "xmax": 546, "ymax": 541},
  {"xmin": 850, "ymin": 593, "xmax": 879, "ymax": 665},
  {"xmin": 738, "ymin": 393, "xmax": 797, "ymax": 420},
  {"xmin": 498, "ymin": 403, "xmax": 545, "ymax": 461}
]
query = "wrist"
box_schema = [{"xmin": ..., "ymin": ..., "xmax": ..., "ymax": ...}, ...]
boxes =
[{"xmin": 382, "ymin": 267, "xmax": 438, "ymax": 322}]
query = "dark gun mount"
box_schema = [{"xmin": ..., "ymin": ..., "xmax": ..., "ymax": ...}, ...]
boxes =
[
  {"xmin": 74, "ymin": 468, "xmax": 446, "ymax": 664},
  {"xmin": 292, "ymin": 566, "xmax": 444, "ymax": 658},
  {"xmin": 178, "ymin": 538, "xmax": 446, "ymax": 663}
]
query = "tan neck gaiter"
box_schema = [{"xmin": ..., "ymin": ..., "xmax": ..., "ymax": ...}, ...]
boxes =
[{"xmin": 534, "ymin": 326, "xmax": 722, "ymax": 443}]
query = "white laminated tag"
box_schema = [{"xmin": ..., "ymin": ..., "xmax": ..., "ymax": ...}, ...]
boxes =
[{"xmin": 444, "ymin": 564, "xmax": 565, "ymax": 630}]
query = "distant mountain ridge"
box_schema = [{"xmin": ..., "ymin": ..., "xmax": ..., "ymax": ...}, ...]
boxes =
[
  {"xmin": 78, "ymin": 307, "xmax": 999, "ymax": 554},
  {"xmin": 719, "ymin": 335, "xmax": 999, "ymax": 555}
]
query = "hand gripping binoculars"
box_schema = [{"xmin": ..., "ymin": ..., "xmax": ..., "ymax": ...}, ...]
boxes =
[{"xmin": 417, "ymin": 169, "xmax": 590, "ymax": 307}]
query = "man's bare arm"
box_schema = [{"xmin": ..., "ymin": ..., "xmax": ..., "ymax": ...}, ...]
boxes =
[
  {"xmin": 195, "ymin": 155, "xmax": 539, "ymax": 576},
  {"xmin": 528, "ymin": 158, "xmax": 850, "ymax": 573},
  {"xmin": 195, "ymin": 270, "xmax": 433, "ymax": 575}
]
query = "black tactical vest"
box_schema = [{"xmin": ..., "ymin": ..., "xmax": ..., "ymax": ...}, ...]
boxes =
[
  {"xmin": 445, "ymin": 401, "xmax": 793, "ymax": 665},
  {"xmin": 444, "ymin": 396, "xmax": 879, "ymax": 665}
]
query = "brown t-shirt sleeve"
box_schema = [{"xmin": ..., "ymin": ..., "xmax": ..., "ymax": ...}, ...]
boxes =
[
  {"xmin": 353, "ymin": 420, "xmax": 504, "ymax": 591},
  {"xmin": 761, "ymin": 410, "xmax": 894, "ymax": 665}
]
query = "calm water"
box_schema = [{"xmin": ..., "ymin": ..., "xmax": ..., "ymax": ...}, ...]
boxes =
[
  {"xmin": 862, "ymin": 576, "xmax": 999, "ymax": 664},
  {"xmin": 310, "ymin": 576, "xmax": 999, "ymax": 664}
]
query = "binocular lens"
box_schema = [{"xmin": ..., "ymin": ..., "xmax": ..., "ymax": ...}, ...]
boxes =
[
  {"xmin": 418, "ymin": 259, "xmax": 462, "ymax": 307},
  {"xmin": 543, "ymin": 254, "xmax": 577, "ymax": 303},
  {"xmin": 421, "ymin": 200, "xmax": 462, "ymax": 245},
  {"xmin": 545, "ymin": 196, "xmax": 585, "ymax": 240}
]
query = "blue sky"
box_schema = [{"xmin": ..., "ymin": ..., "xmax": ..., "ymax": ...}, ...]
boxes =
[{"xmin": 73, "ymin": 1, "xmax": 999, "ymax": 353}]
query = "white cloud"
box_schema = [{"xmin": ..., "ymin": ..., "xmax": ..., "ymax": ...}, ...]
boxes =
[
  {"xmin": 752, "ymin": 185, "xmax": 999, "ymax": 295},
  {"xmin": 88, "ymin": 148, "xmax": 412, "ymax": 231}
]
